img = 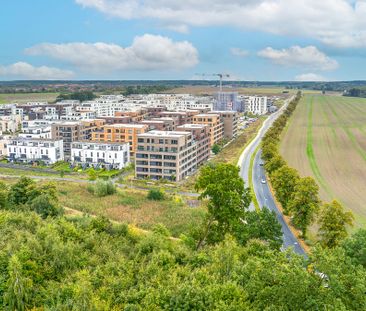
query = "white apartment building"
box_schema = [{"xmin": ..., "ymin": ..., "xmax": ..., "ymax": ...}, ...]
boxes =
[
  {"xmin": 19, "ymin": 125, "xmax": 52, "ymax": 139},
  {"xmin": 71, "ymin": 141, "xmax": 130, "ymax": 170},
  {"xmin": 0, "ymin": 115, "xmax": 22, "ymax": 133},
  {"xmin": 244, "ymin": 96, "xmax": 268, "ymax": 115},
  {"xmin": 7, "ymin": 138, "xmax": 64, "ymax": 164}
]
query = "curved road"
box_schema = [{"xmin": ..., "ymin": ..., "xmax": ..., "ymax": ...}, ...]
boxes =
[{"xmin": 238, "ymin": 96, "xmax": 306, "ymax": 256}]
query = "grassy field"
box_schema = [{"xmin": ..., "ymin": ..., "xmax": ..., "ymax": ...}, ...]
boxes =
[
  {"xmin": 57, "ymin": 181, "xmax": 206, "ymax": 237},
  {"xmin": 281, "ymin": 95, "xmax": 366, "ymax": 228},
  {"xmin": 0, "ymin": 92, "xmax": 59, "ymax": 104},
  {"xmin": 166, "ymin": 86, "xmax": 324, "ymax": 96}
]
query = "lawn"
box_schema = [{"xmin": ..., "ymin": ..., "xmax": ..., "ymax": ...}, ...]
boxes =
[
  {"xmin": 57, "ymin": 181, "xmax": 206, "ymax": 237},
  {"xmin": 0, "ymin": 92, "xmax": 59, "ymax": 104},
  {"xmin": 281, "ymin": 95, "xmax": 366, "ymax": 228}
]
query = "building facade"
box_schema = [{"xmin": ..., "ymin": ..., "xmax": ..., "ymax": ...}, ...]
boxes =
[
  {"xmin": 71, "ymin": 141, "xmax": 130, "ymax": 170},
  {"xmin": 135, "ymin": 131, "xmax": 197, "ymax": 181},
  {"xmin": 91, "ymin": 124, "xmax": 148, "ymax": 156},
  {"xmin": 192, "ymin": 113, "xmax": 224, "ymax": 146},
  {"xmin": 7, "ymin": 138, "xmax": 64, "ymax": 164}
]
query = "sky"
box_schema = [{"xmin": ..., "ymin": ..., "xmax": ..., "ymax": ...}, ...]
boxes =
[{"xmin": 1, "ymin": 0, "xmax": 366, "ymax": 81}]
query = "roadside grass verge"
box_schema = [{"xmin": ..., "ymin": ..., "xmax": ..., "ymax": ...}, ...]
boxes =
[{"xmin": 248, "ymin": 146, "xmax": 260, "ymax": 211}]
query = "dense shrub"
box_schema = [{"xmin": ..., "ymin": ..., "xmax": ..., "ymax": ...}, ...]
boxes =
[
  {"xmin": 93, "ymin": 180, "xmax": 117, "ymax": 197},
  {"xmin": 147, "ymin": 189, "xmax": 165, "ymax": 201}
]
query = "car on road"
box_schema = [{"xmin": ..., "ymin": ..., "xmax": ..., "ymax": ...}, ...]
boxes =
[
  {"xmin": 259, "ymin": 162, "xmax": 264, "ymax": 166},
  {"xmin": 261, "ymin": 178, "xmax": 266, "ymax": 184}
]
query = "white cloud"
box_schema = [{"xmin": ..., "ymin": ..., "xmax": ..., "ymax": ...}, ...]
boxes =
[
  {"xmin": 75, "ymin": 0, "xmax": 366, "ymax": 48},
  {"xmin": 0, "ymin": 62, "xmax": 74, "ymax": 80},
  {"xmin": 230, "ymin": 48, "xmax": 249, "ymax": 57},
  {"xmin": 258, "ymin": 46, "xmax": 338, "ymax": 71},
  {"xmin": 25, "ymin": 34, "xmax": 199, "ymax": 72},
  {"xmin": 294, "ymin": 73, "xmax": 327, "ymax": 81}
]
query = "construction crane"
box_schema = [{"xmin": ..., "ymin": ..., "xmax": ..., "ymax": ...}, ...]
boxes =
[{"xmin": 195, "ymin": 73, "xmax": 230, "ymax": 92}]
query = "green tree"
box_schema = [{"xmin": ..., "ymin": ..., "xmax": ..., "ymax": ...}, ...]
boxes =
[
  {"xmin": 195, "ymin": 163, "xmax": 251, "ymax": 248},
  {"xmin": 341, "ymin": 229, "xmax": 366, "ymax": 268},
  {"xmin": 271, "ymin": 165, "xmax": 300, "ymax": 213},
  {"xmin": 88, "ymin": 168, "xmax": 97, "ymax": 181},
  {"xmin": 211, "ymin": 144, "xmax": 221, "ymax": 155},
  {"xmin": 264, "ymin": 153, "xmax": 286, "ymax": 175},
  {"xmin": 288, "ymin": 177, "xmax": 320, "ymax": 238},
  {"xmin": 318, "ymin": 200, "xmax": 354, "ymax": 248},
  {"xmin": 7, "ymin": 176, "xmax": 35, "ymax": 206},
  {"xmin": 30, "ymin": 194, "xmax": 63, "ymax": 218},
  {"xmin": 261, "ymin": 142, "xmax": 278, "ymax": 162},
  {"xmin": 4, "ymin": 255, "xmax": 31, "ymax": 311},
  {"xmin": 235, "ymin": 208, "xmax": 283, "ymax": 250},
  {"xmin": 0, "ymin": 181, "xmax": 8, "ymax": 209}
]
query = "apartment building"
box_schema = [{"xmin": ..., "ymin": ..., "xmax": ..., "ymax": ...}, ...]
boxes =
[
  {"xmin": 7, "ymin": 138, "xmax": 64, "ymax": 164},
  {"xmin": 176, "ymin": 124, "xmax": 210, "ymax": 166},
  {"xmin": 157, "ymin": 111, "xmax": 198, "ymax": 126},
  {"xmin": 135, "ymin": 131, "xmax": 197, "ymax": 181},
  {"xmin": 244, "ymin": 96, "xmax": 268, "ymax": 115},
  {"xmin": 192, "ymin": 113, "xmax": 224, "ymax": 146},
  {"xmin": 19, "ymin": 125, "xmax": 52, "ymax": 139},
  {"xmin": 51, "ymin": 120, "xmax": 103, "ymax": 159},
  {"xmin": 213, "ymin": 92, "xmax": 244, "ymax": 112},
  {"xmin": 0, "ymin": 115, "xmax": 22, "ymax": 134},
  {"xmin": 208, "ymin": 111, "xmax": 239, "ymax": 139},
  {"xmin": 71, "ymin": 141, "xmax": 130, "ymax": 170},
  {"xmin": 91, "ymin": 124, "xmax": 148, "ymax": 156}
]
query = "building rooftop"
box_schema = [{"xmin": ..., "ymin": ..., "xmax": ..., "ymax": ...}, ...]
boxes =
[
  {"xmin": 106, "ymin": 123, "xmax": 148, "ymax": 129},
  {"xmin": 138, "ymin": 130, "xmax": 191, "ymax": 138}
]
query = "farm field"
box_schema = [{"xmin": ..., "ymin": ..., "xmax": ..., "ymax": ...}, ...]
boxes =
[
  {"xmin": 167, "ymin": 86, "xmax": 325, "ymax": 96},
  {"xmin": 0, "ymin": 92, "xmax": 59, "ymax": 104},
  {"xmin": 281, "ymin": 95, "xmax": 366, "ymax": 228}
]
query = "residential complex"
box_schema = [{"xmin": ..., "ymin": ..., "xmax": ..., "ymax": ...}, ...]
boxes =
[{"xmin": 0, "ymin": 91, "xmax": 276, "ymax": 180}]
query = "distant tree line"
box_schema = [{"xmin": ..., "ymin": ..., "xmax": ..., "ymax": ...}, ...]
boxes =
[
  {"xmin": 262, "ymin": 92, "xmax": 354, "ymax": 245},
  {"xmin": 56, "ymin": 91, "xmax": 97, "ymax": 102},
  {"xmin": 121, "ymin": 85, "xmax": 173, "ymax": 96},
  {"xmin": 343, "ymin": 88, "xmax": 366, "ymax": 98}
]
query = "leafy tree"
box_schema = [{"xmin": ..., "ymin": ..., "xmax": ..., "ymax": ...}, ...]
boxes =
[
  {"xmin": 235, "ymin": 208, "xmax": 283, "ymax": 250},
  {"xmin": 261, "ymin": 142, "xmax": 278, "ymax": 162},
  {"xmin": 30, "ymin": 194, "xmax": 63, "ymax": 219},
  {"xmin": 341, "ymin": 229, "xmax": 366, "ymax": 268},
  {"xmin": 211, "ymin": 144, "xmax": 221, "ymax": 155},
  {"xmin": 264, "ymin": 153, "xmax": 286, "ymax": 175},
  {"xmin": 318, "ymin": 200, "xmax": 354, "ymax": 248},
  {"xmin": 271, "ymin": 165, "xmax": 300, "ymax": 213},
  {"xmin": 4, "ymin": 255, "xmax": 31, "ymax": 311},
  {"xmin": 195, "ymin": 163, "xmax": 251, "ymax": 248},
  {"xmin": 288, "ymin": 177, "xmax": 320, "ymax": 238},
  {"xmin": 93, "ymin": 180, "xmax": 116, "ymax": 197},
  {"xmin": 7, "ymin": 176, "xmax": 35, "ymax": 206}
]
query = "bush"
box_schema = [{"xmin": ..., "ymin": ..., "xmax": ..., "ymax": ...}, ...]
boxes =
[
  {"xmin": 30, "ymin": 194, "xmax": 63, "ymax": 219},
  {"xmin": 93, "ymin": 180, "xmax": 117, "ymax": 197},
  {"xmin": 147, "ymin": 189, "xmax": 165, "ymax": 201}
]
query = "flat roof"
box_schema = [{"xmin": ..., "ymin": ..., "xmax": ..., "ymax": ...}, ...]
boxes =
[
  {"xmin": 138, "ymin": 130, "xmax": 191, "ymax": 138},
  {"xmin": 177, "ymin": 124, "xmax": 207, "ymax": 129},
  {"xmin": 194, "ymin": 113, "xmax": 220, "ymax": 117},
  {"xmin": 105, "ymin": 123, "xmax": 148, "ymax": 128}
]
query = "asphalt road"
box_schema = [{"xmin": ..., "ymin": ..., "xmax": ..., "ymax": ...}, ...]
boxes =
[
  {"xmin": 253, "ymin": 150, "xmax": 306, "ymax": 255},
  {"xmin": 237, "ymin": 97, "xmax": 306, "ymax": 256},
  {"xmin": 238, "ymin": 97, "xmax": 293, "ymax": 210}
]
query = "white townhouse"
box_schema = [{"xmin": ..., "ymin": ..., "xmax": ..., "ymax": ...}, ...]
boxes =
[
  {"xmin": 7, "ymin": 138, "xmax": 64, "ymax": 164},
  {"xmin": 71, "ymin": 141, "xmax": 130, "ymax": 170}
]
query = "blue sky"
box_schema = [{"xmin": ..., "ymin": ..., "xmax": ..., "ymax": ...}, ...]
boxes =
[{"xmin": 1, "ymin": 0, "xmax": 366, "ymax": 81}]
